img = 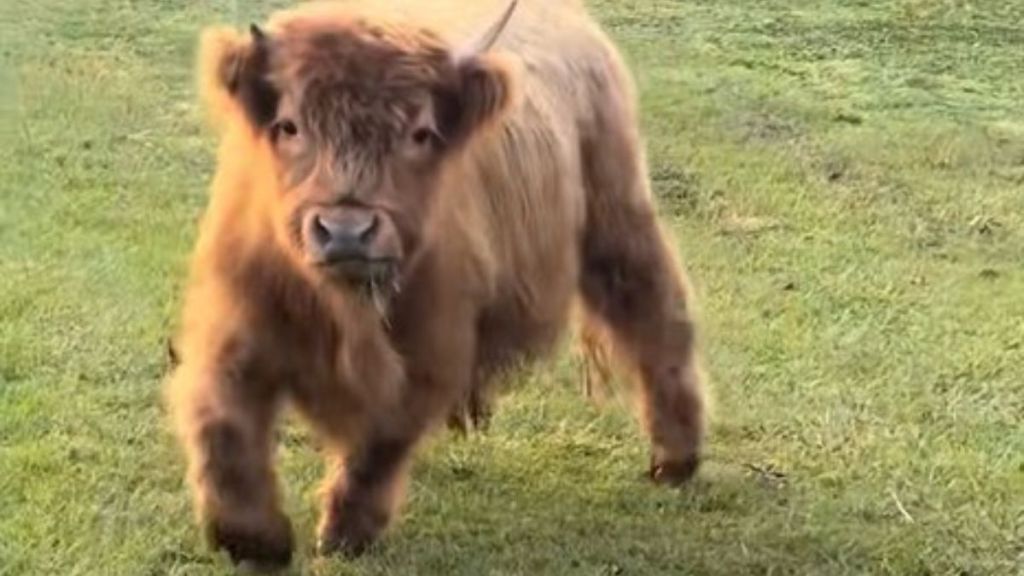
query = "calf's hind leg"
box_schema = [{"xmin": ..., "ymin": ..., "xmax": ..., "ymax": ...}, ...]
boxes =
[{"xmin": 578, "ymin": 101, "xmax": 707, "ymax": 485}]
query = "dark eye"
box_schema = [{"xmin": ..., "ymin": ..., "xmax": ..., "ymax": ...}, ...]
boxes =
[
  {"xmin": 411, "ymin": 127, "xmax": 440, "ymax": 148},
  {"xmin": 272, "ymin": 119, "xmax": 299, "ymax": 140}
]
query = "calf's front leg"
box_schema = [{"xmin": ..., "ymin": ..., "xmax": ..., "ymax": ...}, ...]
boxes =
[
  {"xmin": 316, "ymin": 299, "xmax": 477, "ymax": 557},
  {"xmin": 166, "ymin": 361, "xmax": 293, "ymax": 570}
]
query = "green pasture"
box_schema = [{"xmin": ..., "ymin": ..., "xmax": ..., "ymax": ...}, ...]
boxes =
[{"xmin": 1, "ymin": 0, "xmax": 1021, "ymax": 574}]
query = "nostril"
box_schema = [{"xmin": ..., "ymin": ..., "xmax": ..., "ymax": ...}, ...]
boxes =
[
  {"xmin": 358, "ymin": 214, "xmax": 380, "ymax": 243},
  {"xmin": 310, "ymin": 215, "xmax": 332, "ymax": 248}
]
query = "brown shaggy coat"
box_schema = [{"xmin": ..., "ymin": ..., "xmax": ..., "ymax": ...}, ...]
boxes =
[{"xmin": 166, "ymin": 0, "xmax": 708, "ymax": 567}]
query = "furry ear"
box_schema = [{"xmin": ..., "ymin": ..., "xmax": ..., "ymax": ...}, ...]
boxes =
[
  {"xmin": 436, "ymin": 53, "xmax": 519, "ymax": 147},
  {"xmin": 196, "ymin": 24, "xmax": 278, "ymax": 132},
  {"xmin": 435, "ymin": 0, "xmax": 520, "ymax": 147}
]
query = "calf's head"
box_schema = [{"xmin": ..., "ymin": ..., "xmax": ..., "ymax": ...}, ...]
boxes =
[{"xmin": 199, "ymin": 2, "xmax": 519, "ymax": 291}]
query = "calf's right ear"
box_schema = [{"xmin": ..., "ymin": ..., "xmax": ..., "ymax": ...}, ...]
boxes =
[{"xmin": 196, "ymin": 24, "xmax": 278, "ymax": 132}]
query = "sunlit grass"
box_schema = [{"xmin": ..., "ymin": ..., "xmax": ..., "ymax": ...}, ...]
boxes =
[{"xmin": 1, "ymin": 1, "xmax": 1022, "ymax": 574}]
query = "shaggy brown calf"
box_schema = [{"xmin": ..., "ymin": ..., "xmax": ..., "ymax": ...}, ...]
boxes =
[{"xmin": 166, "ymin": 0, "xmax": 708, "ymax": 568}]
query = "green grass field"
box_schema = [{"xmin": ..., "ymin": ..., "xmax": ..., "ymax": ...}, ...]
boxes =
[{"xmin": 2, "ymin": 0, "xmax": 1022, "ymax": 574}]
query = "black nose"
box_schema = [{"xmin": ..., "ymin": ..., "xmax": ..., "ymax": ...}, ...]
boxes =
[{"xmin": 304, "ymin": 209, "xmax": 379, "ymax": 263}]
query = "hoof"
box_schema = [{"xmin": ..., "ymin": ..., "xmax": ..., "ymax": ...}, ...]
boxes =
[
  {"xmin": 649, "ymin": 454, "xmax": 701, "ymax": 486},
  {"xmin": 317, "ymin": 502, "xmax": 387, "ymax": 558},
  {"xmin": 206, "ymin": 514, "xmax": 293, "ymax": 571}
]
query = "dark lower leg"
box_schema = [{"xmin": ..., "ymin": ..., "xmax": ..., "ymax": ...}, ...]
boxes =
[
  {"xmin": 580, "ymin": 216, "xmax": 706, "ymax": 484},
  {"xmin": 178, "ymin": 399, "xmax": 293, "ymax": 568},
  {"xmin": 633, "ymin": 316, "xmax": 705, "ymax": 484},
  {"xmin": 317, "ymin": 433, "xmax": 415, "ymax": 557}
]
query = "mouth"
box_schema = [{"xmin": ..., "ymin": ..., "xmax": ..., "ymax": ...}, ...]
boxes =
[
  {"xmin": 314, "ymin": 256, "xmax": 401, "ymax": 319},
  {"xmin": 314, "ymin": 256, "xmax": 400, "ymax": 286}
]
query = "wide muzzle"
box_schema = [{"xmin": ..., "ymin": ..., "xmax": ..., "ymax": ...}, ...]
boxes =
[{"xmin": 302, "ymin": 206, "xmax": 402, "ymax": 285}]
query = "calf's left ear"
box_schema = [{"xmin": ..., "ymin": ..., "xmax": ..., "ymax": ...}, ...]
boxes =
[{"xmin": 437, "ymin": 1, "xmax": 521, "ymax": 146}]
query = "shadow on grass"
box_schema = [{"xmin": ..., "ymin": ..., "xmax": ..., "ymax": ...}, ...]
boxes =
[{"xmin": 287, "ymin": 439, "xmax": 868, "ymax": 575}]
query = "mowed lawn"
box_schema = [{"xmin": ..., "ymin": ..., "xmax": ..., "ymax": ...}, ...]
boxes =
[{"xmin": 1, "ymin": 0, "xmax": 1023, "ymax": 574}]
